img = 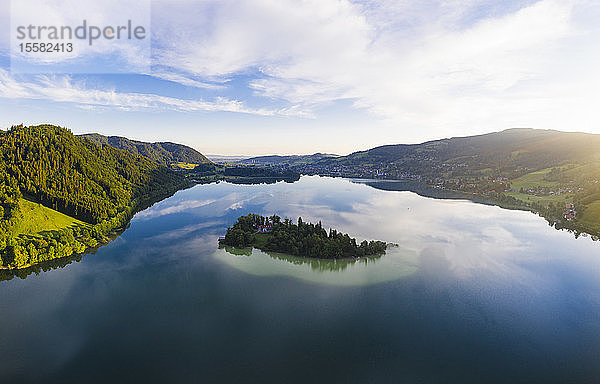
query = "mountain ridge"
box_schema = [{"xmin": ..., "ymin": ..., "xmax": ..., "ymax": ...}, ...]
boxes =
[
  {"xmin": 81, "ymin": 133, "xmax": 212, "ymax": 167},
  {"xmin": 313, "ymin": 128, "xmax": 600, "ymax": 172},
  {"xmin": 239, "ymin": 153, "xmax": 339, "ymax": 166}
]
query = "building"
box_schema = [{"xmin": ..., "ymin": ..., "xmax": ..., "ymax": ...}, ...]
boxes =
[
  {"xmin": 563, "ymin": 203, "xmax": 577, "ymax": 221},
  {"xmin": 257, "ymin": 225, "xmax": 273, "ymax": 233}
]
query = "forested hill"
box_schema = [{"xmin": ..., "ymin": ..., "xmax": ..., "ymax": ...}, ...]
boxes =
[
  {"xmin": 0, "ymin": 124, "xmax": 189, "ymax": 270},
  {"xmin": 3, "ymin": 125, "xmax": 187, "ymax": 223},
  {"xmin": 81, "ymin": 133, "xmax": 212, "ymax": 167},
  {"xmin": 240, "ymin": 153, "xmax": 338, "ymax": 166},
  {"xmin": 316, "ymin": 128, "xmax": 600, "ymax": 173}
]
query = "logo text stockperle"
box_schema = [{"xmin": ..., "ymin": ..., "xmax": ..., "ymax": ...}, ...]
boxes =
[{"xmin": 16, "ymin": 20, "xmax": 146, "ymax": 46}]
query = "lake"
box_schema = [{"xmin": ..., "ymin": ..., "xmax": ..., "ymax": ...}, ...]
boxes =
[{"xmin": 1, "ymin": 175, "xmax": 599, "ymax": 383}]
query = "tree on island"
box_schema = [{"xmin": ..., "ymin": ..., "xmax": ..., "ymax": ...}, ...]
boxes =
[{"xmin": 220, "ymin": 214, "xmax": 388, "ymax": 259}]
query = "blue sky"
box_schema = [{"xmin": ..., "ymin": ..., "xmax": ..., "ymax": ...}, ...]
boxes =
[{"xmin": 0, "ymin": 0, "xmax": 599, "ymax": 155}]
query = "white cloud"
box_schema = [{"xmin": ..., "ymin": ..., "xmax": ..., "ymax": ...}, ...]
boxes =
[
  {"xmin": 150, "ymin": 0, "xmax": 599, "ymax": 140},
  {"xmin": 0, "ymin": 69, "xmax": 296, "ymax": 116},
  {"xmin": 150, "ymin": 71, "xmax": 227, "ymax": 90},
  {"xmin": 2, "ymin": 0, "xmax": 600, "ymax": 142}
]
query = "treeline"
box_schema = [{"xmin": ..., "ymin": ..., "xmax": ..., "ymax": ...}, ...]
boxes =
[
  {"xmin": 0, "ymin": 159, "xmax": 22, "ymax": 262},
  {"xmin": 185, "ymin": 164, "xmax": 300, "ymax": 184},
  {"xmin": 223, "ymin": 166, "xmax": 299, "ymax": 179},
  {"xmin": 0, "ymin": 124, "xmax": 190, "ymax": 269},
  {"xmin": 0, "ymin": 250, "xmax": 85, "ymax": 283},
  {"xmin": 220, "ymin": 214, "xmax": 388, "ymax": 259}
]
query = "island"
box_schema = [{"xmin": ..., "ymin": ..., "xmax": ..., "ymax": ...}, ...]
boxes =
[{"xmin": 219, "ymin": 214, "xmax": 388, "ymax": 259}]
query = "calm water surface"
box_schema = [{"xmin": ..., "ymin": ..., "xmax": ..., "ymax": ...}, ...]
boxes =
[{"xmin": 1, "ymin": 176, "xmax": 599, "ymax": 383}]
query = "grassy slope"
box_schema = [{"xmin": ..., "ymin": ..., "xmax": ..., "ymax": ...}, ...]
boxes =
[
  {"xmin": 506, "ymin": 167, "xmax": 574, "ymax": 205},
  {"xmin": 495, "ymin": 165, "xmax": 600, "ymax": 235},
  {"xmin": 511, "ymin": 168, "xmax": 560, "ymax": 188},
  {"xmin": 172, "ymin": 162, "xmax": 200, "ymax": 170},
  {"xmin": 11, "ymin": 199, "xmax": 89, "ymax": 237},
  {"xmin": 579, "ymin": 202, "xmax": 600, "ymax": 232}
]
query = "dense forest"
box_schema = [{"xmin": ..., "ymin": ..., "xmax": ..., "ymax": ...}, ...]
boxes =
[
  {"xmin": 0, "ymin": 124, "xmax": 190, "ymax": 269},
  {"xmin": 220, "ymin": 214, "xmax": 388, "ymax": 259},
  {"xmin": 81, "ymin": 133, "xmax": 212, "ymax": 167},
  {"xmin": 223, "ymin": 166, "xmax": 299, "ymax": 178},
  {"xmin": 184, "ymin": 164, "xmax": 301, "ymax": 184}
]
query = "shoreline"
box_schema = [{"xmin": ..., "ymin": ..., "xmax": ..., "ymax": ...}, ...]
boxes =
[
  {"xmin": 0, "ymin": 180, "xmax": 190, "ymax": 272},
  {"xmin": 0, "ymin": 225, "xmax": 127, "ymax": 278},
  {"xmin": 5, "ymin": 174, "xmax": 596, "ymax": 277},
  {"xmin": 343, "ymin": 177, "xmax": 600, "ymax": 240}
]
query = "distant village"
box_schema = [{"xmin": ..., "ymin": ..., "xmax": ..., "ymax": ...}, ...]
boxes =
[
  {"xmin": 563, "ymin": 203, "xmax": 577, "ymax": 221},
  {"xmin": 253, "ymin": 160, "xmax": 592, "ymax": 224}
]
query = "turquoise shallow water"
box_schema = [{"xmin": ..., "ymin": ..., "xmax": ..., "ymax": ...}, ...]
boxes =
[
  {"xmin": 1, "ymin": 176, "xmax": 599, "ymax": 383},
  {"xmin": 214, "ymin": 245, "xmax": 418, "ymax": 286}
]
